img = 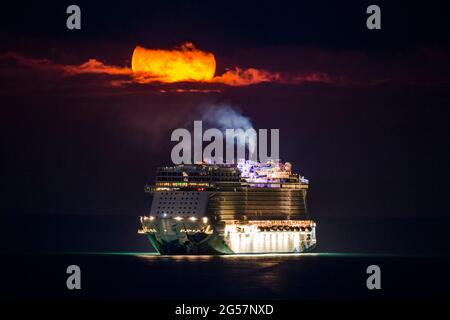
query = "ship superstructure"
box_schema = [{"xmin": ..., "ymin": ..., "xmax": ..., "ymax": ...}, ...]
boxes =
[{"xmin": 138, "ymin": 160, "xmax": 316, "ymax": 254}]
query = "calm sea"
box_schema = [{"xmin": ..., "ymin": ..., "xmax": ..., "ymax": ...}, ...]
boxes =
[{"xmin": 1, "ymin": 214, "xmax": 449, "ymax": 299}]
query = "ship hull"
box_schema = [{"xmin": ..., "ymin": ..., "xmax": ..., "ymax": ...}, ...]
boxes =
[
  {"xmin": 146, "ymin": 233, "xmax": 234, "ymax": 255},
  {"xmin": 141, "ymin": 218, "xmax": 317, "ymax": 255}
]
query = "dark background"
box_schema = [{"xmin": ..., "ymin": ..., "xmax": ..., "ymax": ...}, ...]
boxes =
[{"xmin": 1, "ymin": 1, "xmax": 450, "ymax": 254}]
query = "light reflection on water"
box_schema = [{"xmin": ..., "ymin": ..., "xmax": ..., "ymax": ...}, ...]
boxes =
[
  {"xmin": 131, "ymin": 252, "xmax": 407, "ymax": 296},
  {"xmin": 133, "ymin": 253, "xmax": 295, "ymax": 293},
  {"xmin": 51, "ymin": 251, "xmax": 441, "ymax": 299},
  {"xmin": 134, "ymin": 252, "xmax": 379, "ymax": 260},
  {"xmin": 67, "ymin": 252, "xmax": 422, "ymax": 259}
]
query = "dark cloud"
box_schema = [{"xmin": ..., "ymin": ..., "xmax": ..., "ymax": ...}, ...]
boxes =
[{"xmin": 1, "ymin": 44, "xmax": 449, "ymax": 100}]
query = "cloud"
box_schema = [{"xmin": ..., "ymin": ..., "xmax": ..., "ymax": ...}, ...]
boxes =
[
  {"xmin": 62, "ymin": 59, "xmax": 132, "ymax": 76},
  {"xmin": 213, "ymin": 67, "xmax": 332, "ymax": 86},
  {"xmin": 1, "ymin": 44, "xmax": 449, "ymax": 96},
  {"xmin": 0, "ymin": 52, "xmax": 131, "ymax": 76},
  {"xmin": 0, "ymin": 44, "xmax": 334, "ymax": 92}
]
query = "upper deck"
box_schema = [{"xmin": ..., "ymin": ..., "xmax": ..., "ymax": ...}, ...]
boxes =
[{"xmin": 146, "ymin": 160, "xmax": 309, "ymax": 192}]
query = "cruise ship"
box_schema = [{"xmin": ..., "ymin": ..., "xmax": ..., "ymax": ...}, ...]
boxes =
[{"xmin": 138, "ymin": 160, "xmax": 316, "ymax": 254}]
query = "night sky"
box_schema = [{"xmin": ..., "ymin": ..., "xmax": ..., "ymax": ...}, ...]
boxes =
[{"xmin": 1, "ymin": 0, "xmax": 450, "ymax": 224}]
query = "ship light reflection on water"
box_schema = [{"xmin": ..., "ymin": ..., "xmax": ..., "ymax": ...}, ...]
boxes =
[
  {"xmin": 133, "ymin": 253, "xmax": 326, "ymax": 261},
  {"xmin": 80, "ymin": 252, "xmax": 365, "ymax": 258}
]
